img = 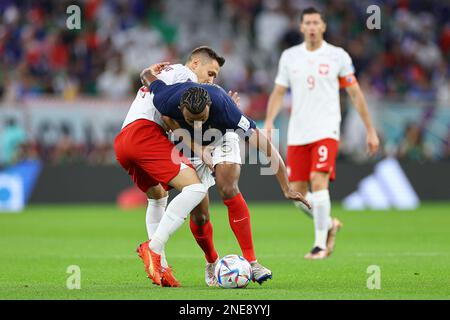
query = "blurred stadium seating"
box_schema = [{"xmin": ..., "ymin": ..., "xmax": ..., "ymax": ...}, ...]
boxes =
[{"xmin": 0, "ymin": 0, "xmax": 449, "ymax": 168}]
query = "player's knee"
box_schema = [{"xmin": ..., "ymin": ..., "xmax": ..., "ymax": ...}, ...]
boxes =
[
  {"xmin": 218, "ymin": 184, "xmax": 239, "ymax": 200},
  {"xmin": 310, "ymin": 172, "xmax": 329, "ymax": 192},
  {"xmin": 184, "ymin": 183, "xmax": 208, "ymax": 197},
  {"xmin": 190, "ymin": 211, "xmax": 209, "ymax": 226},
  {"xmin": 146, "ymin": 186, "xmax": 168, "ymax": 199}
]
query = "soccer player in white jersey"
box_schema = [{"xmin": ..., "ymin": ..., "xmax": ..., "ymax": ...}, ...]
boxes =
[
  {"xmin": 121, "ymin": 47, "xmax": 223, "ymax": 286},
  {"xmin": 124, "ymin": 47, "xmax": 276, "ymax": 286},
  {"xmin": 264, "ymin": 7, "xmax": 380, "ymax": 260}
]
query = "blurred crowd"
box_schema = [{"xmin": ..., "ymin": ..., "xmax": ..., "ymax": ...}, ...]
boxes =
[{"xmin": 0, "ymin": 0, "xmax": 449, "ymax": 166}]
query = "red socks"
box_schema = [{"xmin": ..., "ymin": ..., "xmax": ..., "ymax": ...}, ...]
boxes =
[
  {"xmin": 223, "ymin": 193, "xmax": 256, "ymax": 262},
  {"xmin": 189, "ymin": 218, "xmax": 218, "ymax": 263}
]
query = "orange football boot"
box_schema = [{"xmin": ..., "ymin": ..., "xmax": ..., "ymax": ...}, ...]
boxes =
[
  {"xmin": 161, "ymin": 266, "xmax": 181, "ymax": 287},
  {"xmin": 136, "ymin": 240, "xmax": 162, "ymax": 286}
]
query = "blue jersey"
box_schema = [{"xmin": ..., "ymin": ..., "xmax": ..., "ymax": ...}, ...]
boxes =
[{"xmin": 149, "ymin": 80, "xmax": 256, "ymax": 141}]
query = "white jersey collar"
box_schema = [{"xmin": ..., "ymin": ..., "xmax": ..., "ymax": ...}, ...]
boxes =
[{"xmin": 301, "ymin": 40, "xmax": 327, "ymax": 54}]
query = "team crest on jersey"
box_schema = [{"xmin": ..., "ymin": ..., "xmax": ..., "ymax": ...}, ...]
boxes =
[
  {"xmin": 319, "ymin": 64, "xmax": 330, "ymax": 75},
  {"xmin": 237, "ymin": 115, "xmax": 250, "ymax": 131},
  {"xmin": 221, "ymin": 144, "xmax": 232, "ymax": 154}
]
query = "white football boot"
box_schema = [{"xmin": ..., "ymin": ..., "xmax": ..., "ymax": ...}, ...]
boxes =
[
  {"xmin": 250, "ymin": 261, "xmax": 272, "ymax": 285},
  {"xmin": 205, "ymin": 258, "xmax": 219, "ymax": 287}
]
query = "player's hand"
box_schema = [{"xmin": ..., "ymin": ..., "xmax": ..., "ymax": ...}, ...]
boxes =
[
  {"xmin": 201, "ymin": 145, "xmax": 215, "ymax": 171},
  {"xmin": 228, "ymin": 91, "xmax": 240, "ymax": 107},
  {"xmin": 149, "ymin": 62, "xmax": 170, "ymax": 75},
  {"xmin": 161, "ymin": 115, "xmax": 181, "ymax": 131},
  {"xmin": 263, "ymin": 121, "xmax": 275, "ymax": 142},
  {"xmin": 140, "ymin": 62, "xmax": 170, "ymax": 86},
  {"xmin": 284, "ymin": 189, "xmax": 312, "ymax": 209},
  {"xmin": 367, "ymin": 129, "xmax": 380, "ymax": 156}
]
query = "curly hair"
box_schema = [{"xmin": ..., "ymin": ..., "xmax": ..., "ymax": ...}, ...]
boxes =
[{"xmin": 179, "ymin": 87, "xmax": 212, "ymax": 114}]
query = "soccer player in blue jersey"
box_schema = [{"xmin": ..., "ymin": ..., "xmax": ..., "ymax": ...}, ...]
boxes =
[{"xmin": 139, "ymin": 68, "xmax": 310, "ymax": 284}]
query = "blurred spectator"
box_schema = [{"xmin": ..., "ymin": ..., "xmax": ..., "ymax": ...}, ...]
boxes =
[
  {"xmin": 51, "ymin": 124, "xmax": 80, "ymax": 164},
  {"xmin": 397, "ymin": 123, "xmax": 432, "ymax": 162},
  {"xmin": 97, "ymin": 54, "xmax": 131, "ymax": 99},
  {"xmin": 254, "ymin": 1, "xmax": 290, "ymax": 54},
  {"xmin": 0, "ymin": 118, "xmax": 26, "ymax": 166},
  {"xmin": 1, "ymin": 0, "xmax": 448, "ymax": 104},
  {"xmin": 0, "ymin": 0, "xmax": 449, "ymax": 165}
]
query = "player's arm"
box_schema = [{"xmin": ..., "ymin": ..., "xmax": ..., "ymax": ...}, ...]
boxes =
[
  {"xmin": 344, "ymin": 80, "xmax": 380, "ymax": 155},
  {"xmin": 264, "ymin": 84, "xmax": 288, "ymax": 139},
  {"xmin": 247, "ymin": 128, "xmax": 311, "ymax": 208},
  {"xmin": 140, "ymin": 62, "xmax": 170, "ymax": 86},
  {"xmin": 219, "ymin": 91, "xmax": 308, "ymax": 206},
  {"xmin": 264, "ymin": 51, "xmax": 290, "ymax": 139},
  {"xmin": 160, "ymin": 115, "xmax": 214, "ymax": 170}
]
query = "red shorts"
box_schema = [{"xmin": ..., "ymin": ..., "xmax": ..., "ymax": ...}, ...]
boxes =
[
  {"xmin": 114, "ymin": 119, "xmax": 192, "ymax": 192},
  {"xmin": 287, "ymin": 138, "xmax": 339, "ymax": 182}
]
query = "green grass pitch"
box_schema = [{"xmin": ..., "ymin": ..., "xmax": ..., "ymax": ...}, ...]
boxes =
[{"xmin": 0, "ymin": 202, "xmax": 449, "ymax": 300}]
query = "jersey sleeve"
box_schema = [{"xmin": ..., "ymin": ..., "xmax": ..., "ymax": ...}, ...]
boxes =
[
  {"xmin": 148, "ymin": 80, "xmax": 173, "ymax": 116},
  {"xmin": 274, "ymin": 51, "xmax": 290, "ymax": 88},
  {"xmin": 149, "ymin": 79, "xmax": 166, "ymax": 93},
  {"xmin": 156, "ymin": 65, "xmax": 177, "ymax": 84},
  {"xmin": 221, "ymin": 94, "xmax": 257, "ymax": 132},
  {"xmin": 338, "ymin": 49, "xmax": 357, "ymax": 88},
  {"xmin": 172, "ymin": 65, "xmax": 197, "ymax": 83},
  {"xmin": 157, "ymin": 64, "xmax": 196, "ymax": 85}
]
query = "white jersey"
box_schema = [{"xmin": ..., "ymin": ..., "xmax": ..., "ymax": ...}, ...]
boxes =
[
  {"xmin": 275, "ymin": 41, "xmax": 356, "ymax": 145},
  {"xmin": 121, "ymin": 64, "xmax": 198, "ymax": 128}
]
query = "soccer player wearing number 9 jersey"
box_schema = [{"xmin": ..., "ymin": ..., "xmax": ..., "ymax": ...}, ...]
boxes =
[{"xmin": 264, "ymin": 7, "xmax": 380, "ymax": 259}]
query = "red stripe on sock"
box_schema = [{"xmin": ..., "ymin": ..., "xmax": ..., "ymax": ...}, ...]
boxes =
[
  {"xmin": 223, "ymin": 193, "xmax": 256, "ymax": 262},
  {"xmin": 189, "ymin": 218, "xmax": 218, "ymax": 263}
]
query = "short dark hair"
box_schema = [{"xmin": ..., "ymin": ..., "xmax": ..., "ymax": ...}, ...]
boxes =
[
  {"xmin": 187, "ymin": 46, "xmax": 225, "ymax": 67},
  {"xmin": 180, "ymin": 87, "xmax": 212, "ymax": 115},
  {"xmin": 300, "ymin": 7, "xmax": 325, "ymax": 23}
]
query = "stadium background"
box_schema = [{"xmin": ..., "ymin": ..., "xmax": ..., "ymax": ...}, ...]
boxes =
[
  {"xmin": 0, "ymin": 0, "xmax": 450, "ymax": 298},
  {"xmin": 1, "ymin": 0, "xmax": 449, "ymax": 204}
]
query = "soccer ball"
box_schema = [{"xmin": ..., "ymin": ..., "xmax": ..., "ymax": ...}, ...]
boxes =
[{"xmin": 214, "ymin": 254, "xmax": 252, "ymax": 289}]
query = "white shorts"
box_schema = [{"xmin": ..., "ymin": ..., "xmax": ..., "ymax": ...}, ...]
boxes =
[{"xmin": 189, "ymin": 132, "xmax": 242, "ymax": 189}]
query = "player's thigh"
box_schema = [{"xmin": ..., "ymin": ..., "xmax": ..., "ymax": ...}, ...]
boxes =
[
  {"xmin": 212, "ymin": 132, "xmax": 242, "ymax": 199},
  {"xmin": 139, "ymin": 130, "xmax": 198, "ymax": 191},
  {"xmin": 214, "ymin": 163, "xmax": 241, "ymax": 199},
  {"xmin": 124, "ymin": 162, "xmax": 160, "ymax": 194},
  {"xmin": 211, "ymin": 132, "xmax": 242, "ymax": 167},
  {"xmin": 189, "ymin": 156, "xmax": 216, "ymax": 190},
  {"xmin": 310, "ymin": 171, "xmax": 330, "ymax": 192},
  {"xmin": 146, "ymin": 184, "xmax": 168, "ymax": 200},
  {"xmin": 287, "ymin": 145, "xmax": 312, "ymax": 183},
  {"xmin": 120, "ymin": 120, "xmax": 193, "ymax": 191},
  {"xmin": 190, "ymin": 193, "xmax": 211, "ymax": 226},
  {"xmin": 310, "ymin": 138, "xmax": 339, "ymax": 191},
  {"xmin": 168, "ymin": 165, "xmax": 202, "ymax": 191}
]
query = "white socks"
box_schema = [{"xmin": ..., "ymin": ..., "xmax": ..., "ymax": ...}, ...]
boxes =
[
  {"xmin": 146, "ymin": 196, "xmax": 168, "ymax": 268},
  {"xmin": 312, "ymin": 190, "xmax": 332, "ymax": 250},
  {"xmin": 150, "ymin": 183, "xmax": 207, "ymax": 254},
  {"xmin": 293, "ymin": 191, "xmax": 314, "ymax": 218}
]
